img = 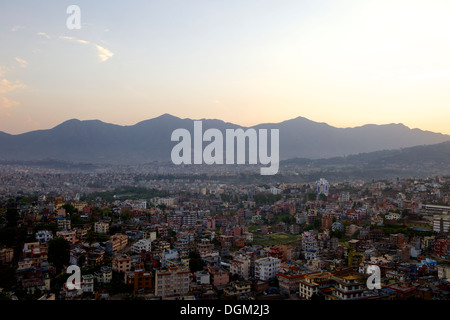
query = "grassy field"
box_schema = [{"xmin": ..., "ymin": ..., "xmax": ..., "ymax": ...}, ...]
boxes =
[{"xmin": 252, "ymin": 232, "xmax": 302, "ymax": 247}]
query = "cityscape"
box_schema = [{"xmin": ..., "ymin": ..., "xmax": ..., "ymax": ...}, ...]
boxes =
[
  {"xmin": 2, "ymin": 1, "xmax": 450, "ymax": 316},
  {"xmin": 0, "ymin": 161, "xmax": 449, "ymax": 301}
]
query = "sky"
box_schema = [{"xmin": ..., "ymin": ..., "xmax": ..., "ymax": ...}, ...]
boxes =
[{"xmin": 1, "ymin": 0, "xmax": 450, "ymax": 135}]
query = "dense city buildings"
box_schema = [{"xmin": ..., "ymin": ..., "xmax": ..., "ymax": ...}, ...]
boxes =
[{"xmin": 0, "ymin": 166, "xmax": 450, "ymax": 300}]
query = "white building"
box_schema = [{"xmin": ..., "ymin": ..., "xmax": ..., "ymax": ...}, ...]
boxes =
[
  {"xmin": 82, "ymin": 274, "xmax": 94, "ymax": 293},
  {"xmin": 433, "ymin": 214, "xmax": 450, "ymax": 233},
  {"xmin": 131, "ymin": 239, "xmax": 152, "ymax": 254},
  {"xmin": 270, "ymin": 187, "xmax": 282, "ymax": 195},
  {"xmin": 195, "ymin": 270, "xmax": 211, "ymax": 285},
  {"xmin": 302, "ymin": 231, "xmax": 319, "ymax": 260},
  {"xmin": 157, "ymin": 197, "xmax": 175, "ymax": 207},
  {"xmin": 295, "ymin": 212, "xmax": 307, "ymax": 224},
  {"xmin": 254, "ymin": 256, "xmax": 281, "ymax": 281},
  {"xmin": 385, "ymin": 212, "xmax": 401, "ymax": 221},
  {"xmin": 35, "ymin": 230, "xmax": 53, "ymax": 243},
  {"xmin": 95, "ymin": 266, "xmax": 113, "ymax": 284}
]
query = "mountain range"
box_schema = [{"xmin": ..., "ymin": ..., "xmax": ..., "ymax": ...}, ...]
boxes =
[{"xmin": 0, "ymin": 114, "xmax": 449, "ymax": 164}]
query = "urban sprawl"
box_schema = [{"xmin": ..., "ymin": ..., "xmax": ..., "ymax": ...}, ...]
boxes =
[{"xmin": 1, "ymin": 165, "xmax": 450, "ymax": 301}]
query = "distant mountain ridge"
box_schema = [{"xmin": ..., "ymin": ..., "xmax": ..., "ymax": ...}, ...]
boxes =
[{"xmin": 0, "ymin": 113, "xmax": 449, "ymax": 163}]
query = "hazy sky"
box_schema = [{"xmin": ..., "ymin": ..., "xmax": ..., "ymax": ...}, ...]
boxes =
[{"xmin": 1, "ymin": 0, "xmax": 450, "ymax": 135}]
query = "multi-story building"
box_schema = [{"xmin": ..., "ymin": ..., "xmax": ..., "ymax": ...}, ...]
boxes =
[
  {"xmin": 112, "ymin": 254, "xmax": 132, "ymax": 273},
  {"xmin": 223, "ymin": 280, "xmax": 252, "ymax": 298},
  {"xmin": 56, "ymin": 217, "xmax": 71, "ymax": 230},
  {"xmin": 125, "ymin": 268, "xmax": 152, "ymax": 294},
  {"xmin": 254, "ymin": 257, "xmax": 281, "ymax": 281},
  {"xmin": 155, "ymin": 267, "xmax": 190, "ymax": 298},
  {"xmin": 277, "ymin": 270, "xmax": 306, "ymax": 294},
  {"xmin": 20, "ymin": 242, "xmax": 48, "ymax": 269},
  {"xmin": 94, "ymin": 222, "xmax": 109, "ymax": 234},
  {"xmin": 327, "ymin": 274, "xmax": 365, "ymax": 300},
  {"xmin": 131, "ymin": 239, "xmax": 152, "ymax": 254},
  {"xmin": 142, "ymin": 230, "xmax": 157, "ymax": 241},
  {"xmin": 230, "ymin": 254, "xmax": 251, "ymax": 280},
  {"xmin": 35, "ymin": 230, "xmax": 53, "ymax": 243},
  {"xmin": 95, "ymin": 266, "xmax": 113, "ymax": 284},
  {"xmin": 195, "ymin": 270, "xmax": 211, "ymax": 285},
  {"xmin": 302, "ymin": 231, "xmax": 318, "ymax": 260},
  {"xmin": 0, "ymin": 247, "xmax": 14, "ymax": 265},
  {"xmin": 56, "ymin": 230, "xmax": 77, "ymax": 244},
  {"xmin": 298, "ymin": 272, "xmax": 332, "ymax": 300},
  {"xmin": 157, "ymin": 197, "xmax": 176, "ymax": 207},
  {"xmin": 81, "ymin": 274, "xmax": 94, "ymax": 293},
  {"xmin": 433, "ymin": 214, "xmax": 450, "ymax": 233},
  {"xmin": 206, "ymin": 265, "xmax": 230, "ymax": 287},
  {"xmin": 106, "ymin": 233, "xmax": 128, "ymax": 255}
]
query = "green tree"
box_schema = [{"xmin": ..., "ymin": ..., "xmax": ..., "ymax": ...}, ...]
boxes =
[
  {"xmin": 189, "ymin": 251, "xmax": 206, "ymax": 273},
  {"xmin": 62, "ymin": 203, "xmax": 76, "ymax": 215},
  {"xmin": 6, "ymin": 208, "xmax": 19, "ymax": 228},
  {"xmin": 48, "ymin": 237, "xmax": 71, "ymax": 273}
]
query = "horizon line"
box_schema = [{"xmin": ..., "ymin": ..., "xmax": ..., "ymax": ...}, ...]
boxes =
[{"xmin": 0, "ymin": 113, "xmax": 449, "ymax": 136}]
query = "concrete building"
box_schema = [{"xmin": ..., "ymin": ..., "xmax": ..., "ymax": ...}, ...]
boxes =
[
  {"xmin": 57, "ymin": 217, "xmax": 71, "ymax": 230},
  {"xmin": 94, "ymin": 222, "xmax": 109, "ymax": 234},
  {"xmin": 125, "ymin": 268, "xmax": 152, "ymax": 294},
  {"xmin": 155, "ymin": 267, "xmax": 190, "ymax": 298},
  {"xmin": 230, "ymin": 254, "xmax": 251, "ymax": 280},
  {"xmin": 56, "ymin": 230, "xmax": 77, "ymax": 244},
  {"xmin": 433, "ymin": 214, "xmax": 450, "ymax": 233},
  {"xmin": 131, "ymin": 239, "xmax": 152, "ymax": 254},
  {"xmin": 106, "ymin": 234, "xmax": 128, "ymax": 255},
  {"xmin": 206, "ymin": 265, "xmax": 230, "ymax": 287},
  {"xmin": 302, "ymin": 231, "xmax": 318, "ymax": 260},
  {"xmin": 254, "ymin": 257, "xmax": 281, "ymax": 281},
  {"xmin": 112, "ymin": 254, "xmax": 132, "ymax": 273},
  {"xmin": 35, "ymin": 230, "xmax": 53, "ymax": 243}
]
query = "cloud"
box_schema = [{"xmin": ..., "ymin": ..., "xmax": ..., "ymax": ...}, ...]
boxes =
[
  {"xmin": 95, "ymin": 45, "xmax": 114, "ymax": 62},
  {"xmin": 37, "ymin": 32, "xmax": 53, "ymax": 39},
  {"xmin": 0, "ymin": 97, "xmax": 20, "ymax": 117},
  {"xmin": 11, "ymin": 25, "xmax": 25, "ymax": 32},
  {"xmin": 59, "ymin": 36, "xmax": 90, "ymax": 45},
  {"xmin": 38, "ymin": 32, "xmax": 114, "ymax": 62},
  {"xmin": 0, "ymin": 96, "xmax": 20, "ymax": 110},
  {"xmin": 15, "ymin": 57, "xmax": 28, "ymax": 68},
  {"xmin": 0, "ymin": 79, "xmax": 26, "ymax": 94}
]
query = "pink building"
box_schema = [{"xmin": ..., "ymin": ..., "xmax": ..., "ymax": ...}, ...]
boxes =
[{"xmin": 207, "ymin": 265, "xmax": 230, "ymax": 287}]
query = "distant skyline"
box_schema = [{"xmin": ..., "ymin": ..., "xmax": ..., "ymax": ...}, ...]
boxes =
[{"xmin": 1, "ymin": 1, "xmax": 450, "ymax": 135}]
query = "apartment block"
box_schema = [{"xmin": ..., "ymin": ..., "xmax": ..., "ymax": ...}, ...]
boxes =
[
  {"xmin": 106, "ymin": 233, "xmax": 128, "ymax": 255},
  {"xmin": 94, "ymin": 222, "xmax": 109, "ymax": 234},
  {"xmin": 35, "ymin": 230, "xmax": 53, "ymax": 243},
  {"xmin": 254, "ymin": 256, "xmax": 281, "ymax": 281},
  {"xmin": 112, "ymin": 254, "xmax": 132, "ymax": 273},
  {"xmin": 206, "ymin": 265, "xmax": 230, "ymax": 287},
  {"xmin": 56, "ymin": 230, "xmax": 77, "ymax": 244},
  {"xmin": 125, "ymin": 268, "xmax": 152, "ymax": 293},
  {"xmin": 230, "ymin": 254, "xmax": 251, "ymax": 280},
  {"xmin": 0, "ymin": 247, "xmax": 14, "ymax": 265},
  {"xmin": 131, "ymin": 239, "xmax": 152, "ymax": 254},
  {"xmin": 155, "ymin": 267, "xmax": 190, "ymax": 298}
]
